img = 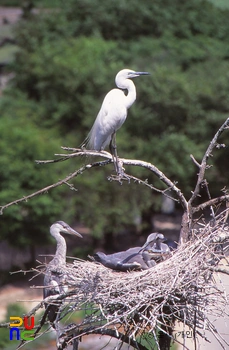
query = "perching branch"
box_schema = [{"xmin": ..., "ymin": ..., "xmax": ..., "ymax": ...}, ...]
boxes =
[
  {"xmin": 38, "ymin": 148, "xmax": 189, "ymax": 210},
  {"xmin": 0, "ymin": 149, "xmax": 188, "ymax": 216}
]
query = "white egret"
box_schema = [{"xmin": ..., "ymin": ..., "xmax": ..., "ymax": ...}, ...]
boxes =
[{"xmin": 83, "ymin": 68, "xmax": 149, "ymax": 174}]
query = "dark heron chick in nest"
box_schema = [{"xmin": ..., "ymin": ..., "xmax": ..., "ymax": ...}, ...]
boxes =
[
  {"xmin": 93, "ymin": 232, "xmax": 170, "ymax": 271},
  {"xmin": 43, "ymin": 221, "xmax": 82, "ymax": 323}
]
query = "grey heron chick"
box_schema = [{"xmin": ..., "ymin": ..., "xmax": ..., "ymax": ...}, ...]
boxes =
[
  {"xmin": 140, "ymin": 232, "xmax": 171, "ymax": 263},
  {"xmin": 43, "ymin": 221, "xmax": 82, "ymax": 323},
  {"xmin": 93, "ymin": 232, "xmax": 166, "ymax": 272},
  {"xmin": 83, "ymin": 68, "xmax": 149, "ymax": 174},
  {"xmin": 139, "ymin": 232, "xmax": 169, "ymax": 252}
]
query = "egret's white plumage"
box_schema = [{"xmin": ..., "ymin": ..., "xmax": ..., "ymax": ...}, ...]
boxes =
[{"xmin": 85, "ymin": 69, "xmax": 149, "ymax": 152}]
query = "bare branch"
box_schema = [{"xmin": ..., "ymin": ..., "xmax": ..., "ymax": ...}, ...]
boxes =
[
  {"xmin": 1, "ymin": 150, "xmax": 188, "ymax": 215},
  {"xmin": 35, "ymin": 148, "xmax": 112, "ymax": 164},
  {"xmin": 193, "ymin": 195, "xmax": 229, "ymax": 213},
  {"xmin": 49, "ymin": 149, "xmax": 188, "ymax": 210},
  {"xmin": 190, "ymin": 154, "xmax": 201, "ymax": 168},
  {"xmin": 189, "ymin": 117, "xmax": 229, "ymax": 205}
]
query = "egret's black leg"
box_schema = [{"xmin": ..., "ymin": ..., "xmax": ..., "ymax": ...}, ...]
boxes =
[
  {"xmin": 109, "ymin": 132, "xmax": 124, "ymax": 176},
  {"xmin": 109, "ymin": 132, "xmax": 118, "ymax": 173}
]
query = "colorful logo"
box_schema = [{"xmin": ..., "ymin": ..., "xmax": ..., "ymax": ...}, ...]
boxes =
[{"xmin": 9, "ymin": 316, "xmax": 35, "ymax": 341}]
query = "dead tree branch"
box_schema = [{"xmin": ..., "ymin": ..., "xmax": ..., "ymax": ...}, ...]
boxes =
[
  {"xmin": 189, "ymin": 117, "xmax": 229, "ymax": 205},
  {"xmin": 36, "ymin": 148, "xmax": 189, "ymax": 211}
]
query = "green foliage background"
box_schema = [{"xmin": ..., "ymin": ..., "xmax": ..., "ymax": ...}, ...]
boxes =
[{"xmin": 1, "ymin": 0, "xmax": 229, "ymax": 256}]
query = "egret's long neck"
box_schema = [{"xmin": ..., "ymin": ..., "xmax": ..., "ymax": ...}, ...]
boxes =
[{"xmin": 117, "ymin": 79, "xmax": 136, "ymax": 109}]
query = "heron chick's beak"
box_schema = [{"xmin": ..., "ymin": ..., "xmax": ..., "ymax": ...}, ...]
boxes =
[{"xmin": 61, "ymin": 226, "xmax": 83, "ymax": 238}]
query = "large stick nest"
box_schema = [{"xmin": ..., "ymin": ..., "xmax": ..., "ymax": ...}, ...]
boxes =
[
  {"xmin": 30, "ymin": 218, "xmax": 229, "ymax": 350},
  {"xmin": 40, "ymin": 222, "xmax": 228, "ymax": 349}
]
